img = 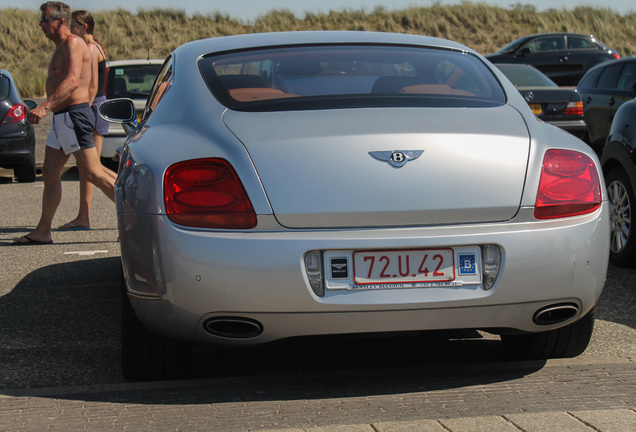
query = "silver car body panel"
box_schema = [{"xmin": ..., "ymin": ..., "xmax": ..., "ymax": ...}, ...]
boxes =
[
  {"xmin": 114, "ymin": 31, "xmax": 609, "ymax": 346},
  {"xmin": 223, "ymin": 106, "xmax": 530, "ymax": 228}
]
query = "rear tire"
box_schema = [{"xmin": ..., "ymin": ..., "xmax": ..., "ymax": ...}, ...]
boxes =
[
  {"xmin": 120, "ymin": 267, "xmax": 193, "ymax": 381},
  {"xmin": 14, "ymin": 159, "xmax": 36, "ymax": 183},
  {"xmin": 606, "ymin": 167, "xmax": 636, "ymax": 267},
  {"xmin": 501, "ymin": 307, "xmax": 596, "ymax": 360}
]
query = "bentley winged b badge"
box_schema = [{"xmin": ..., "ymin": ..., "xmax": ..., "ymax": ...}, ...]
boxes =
[{"xmin": 369, "ymin": 150, "xmax": 424, "ymax": 168}]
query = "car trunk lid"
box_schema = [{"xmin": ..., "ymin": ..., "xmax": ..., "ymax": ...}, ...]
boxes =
[{"xmin": 223, "ymin": 105, "xmax": 530, "ymax": 228}]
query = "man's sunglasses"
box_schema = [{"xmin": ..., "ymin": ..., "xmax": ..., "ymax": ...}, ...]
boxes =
[{"xmin": 39, "ymin": 16, "xmax": 60, "ymax": 24}]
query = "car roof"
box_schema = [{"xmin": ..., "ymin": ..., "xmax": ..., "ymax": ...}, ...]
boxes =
[
  {"xmin": 106, "ymin": 59, "xmax": 164, "ymax": 67},
  {"xmin": 584, "ymin": 55, "xmax": 636, "ymax": 74},
  {"xmin": 173, "ymin": 31, "xmax": 475, "ymax": 61},
  {"xmin": 521, "ymin": 32, "xmax": 596, "ymax": 38}
]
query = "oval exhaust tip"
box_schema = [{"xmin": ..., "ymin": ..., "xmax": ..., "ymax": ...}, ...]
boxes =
[
  {"xmin": 204, "ymin": 317, "xmax": 263, "ymax": 339},
  {"xmin": 533, "ymin": 303, "xmax": 579, "ymax": 326}
]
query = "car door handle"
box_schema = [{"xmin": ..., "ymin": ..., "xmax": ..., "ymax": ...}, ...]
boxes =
[
  {"xmin": 586, "ymin": 97, "xmax": 592, "ymax": 104},
  {"xmin": 609, "ymin": 98, "xmax": 616, "ymax": 106}
]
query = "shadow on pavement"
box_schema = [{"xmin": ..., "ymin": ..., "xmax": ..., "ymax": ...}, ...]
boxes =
[
  {"xmin": 0, "ymin": 257, "xmax": 122, "ymax": 390},
  {"xmin": 0, "ymin": 255, "xmax": 550, "ymax": 404}
]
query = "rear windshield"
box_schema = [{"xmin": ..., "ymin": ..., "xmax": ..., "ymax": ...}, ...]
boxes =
[
  {"xmin": 199, "ymin": 44, "xmax": 505, "ymax": 111},
  {"xmin": 106, "ymin": 64, "xmax": 162, "ymax": 99},
  {"xmin": 0, "ymin": 76, "xmax": 10, "ymax": 100}
]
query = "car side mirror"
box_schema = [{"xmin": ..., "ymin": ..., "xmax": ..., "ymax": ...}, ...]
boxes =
[
  {"xmin": 518, "ymin": 47, "xmax": 531, "ymax": 57},
  {"xmin": 98, "ymin": 98, "xmax": 136, "ymax": 123}
]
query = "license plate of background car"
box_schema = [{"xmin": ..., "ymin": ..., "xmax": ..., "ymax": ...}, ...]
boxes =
[
  {"xmin": 530, "ymin": 104, "xmax": 542, "ymax": 115},
  {"xmin": 353, "ymin": 248, "xmax": 455, "ymax": 285}
]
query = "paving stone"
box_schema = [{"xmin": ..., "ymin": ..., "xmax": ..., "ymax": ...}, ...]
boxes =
[
  {"xmin": 438, "ymin": 416, "xmax": 520, "ymax": 432},
  {"xmin": 570, "ymin": 409, "xmax": 636, "ymax": 432},
  {"xmin": 506, "ymin": 411, "xmax": 594, "ymax": 431},
  {"xmin": 373, "ymin": 419, "xmax": 448, "ymax": 431}
]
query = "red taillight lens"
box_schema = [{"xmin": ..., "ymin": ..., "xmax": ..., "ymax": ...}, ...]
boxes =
[
  {"xmin": 563, "ymin": 101, "xmax": 584, "ymax": 116},
  {"xmin": 612, "ymin": 53, "xmax": 620, "ymax": 60},
  {"xmin": 1, "ymin": 103, "xmax": 27, "ymax": 125},
  {"xmin": 534, "ymin": 149, "xmax": 601, "ymax": 219},
  {"xmin": 164, "ymin": 158, "xmax": 257, "ymax": 229}
]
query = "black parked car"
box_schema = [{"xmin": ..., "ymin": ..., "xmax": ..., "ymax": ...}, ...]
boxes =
[
  {"xmin": 0, "ymin": 69, "xmax": 36, "ymax": 182},
  {"xmin": 487, "ymin": 33, "xmax": 620, "ymax": 86},
  {"xmin": 577, "ymin": 57, "xmax": 636, "ymax": 153},
  {"xmin": 601, "ymin": 98, "xmax": 636, "ymax": 267},
  {"xmin": 495, "ymin": 63, "xmax": 585, "ymax": 138}
]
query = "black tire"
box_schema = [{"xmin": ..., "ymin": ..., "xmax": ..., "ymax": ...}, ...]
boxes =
[
  {"xmin": 14, "ymin": 159, "xmax": 36, "ymax": 183},
  {"xmin": 501, "ymin": 307, "xmax": 596, "ymax": 360},
  {"xmin": 120, "ymin": 267, "xmax": 193, "ymax": 381},
  {"xmin": 606, "ymin": 167, "xmax": 636, "ymax": 267},
  {"xmin": 100, "ymin": 157, "xmax": 119, "ymax": 172}
]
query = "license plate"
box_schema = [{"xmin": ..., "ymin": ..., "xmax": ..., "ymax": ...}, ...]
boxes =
[
  {"xmin": 353, "ymin": 248, "xmax": 455, "ymax": 285},
  {"xmin": 530, "ymin": 104, "xmax": 542, "ymax": 115}
]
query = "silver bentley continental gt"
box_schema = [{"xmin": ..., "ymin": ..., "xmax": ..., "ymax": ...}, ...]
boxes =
[{"xmin": 99, "ymin": 31, "xmax": 610, "ymax": 381}]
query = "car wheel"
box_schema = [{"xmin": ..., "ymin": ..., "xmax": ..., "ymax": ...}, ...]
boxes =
[
  {"xmin": 14, "ymin": 159, "xmax": 36, "ymax": 183},
  {"xmin": 100, "ymin": 157, "xmax": 119, "ymax": 172},
  {"xmin": 606, "ymin": 167, "xmax": 636, "ymax": 267},
  {"xmin": 501, "ymin": 307, "xmax": 595, "ymax": 360},
  {"xmin": 120, "ymin": 267, "xmax": 193, "ymax": 381}
]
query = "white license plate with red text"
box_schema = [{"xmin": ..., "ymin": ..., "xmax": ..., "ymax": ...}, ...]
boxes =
[{"xmin": 353, "ymin": 248, "xmax": 455, "ymax": 285}]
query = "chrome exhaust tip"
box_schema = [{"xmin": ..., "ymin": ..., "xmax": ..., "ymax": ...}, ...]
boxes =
[
  {"xmin": 203, "ymin": 317, "xmax": 263, "ymax": 339},
  {"xmin": 533, "ymin": 303, "xmax": 579, "ymax": 326}
]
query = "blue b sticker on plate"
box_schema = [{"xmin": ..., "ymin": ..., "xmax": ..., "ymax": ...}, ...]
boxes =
[{"xmin": 458, "ymin": 254, "xmax": 476, "ymax": 275}]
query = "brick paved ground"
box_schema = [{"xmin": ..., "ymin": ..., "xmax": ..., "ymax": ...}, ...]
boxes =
[{"xmin": 1, "ymin": 360, "xmax": 634, "ymax": 431}]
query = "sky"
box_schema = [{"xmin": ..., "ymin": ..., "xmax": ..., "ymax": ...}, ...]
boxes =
[{"xmin": 8, "ymin": 0, "xmax": 635, "ymax": 22}]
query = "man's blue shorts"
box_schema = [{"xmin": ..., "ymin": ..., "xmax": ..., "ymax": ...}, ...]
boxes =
[{"xmin": 46, "ymin": 103, "xmax": 95, "ymax": 154}]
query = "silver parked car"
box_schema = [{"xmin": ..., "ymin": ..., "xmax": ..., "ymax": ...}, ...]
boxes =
[{"xmin": 99, "ymin": 31, "xmax": 609, "ymax": 381}]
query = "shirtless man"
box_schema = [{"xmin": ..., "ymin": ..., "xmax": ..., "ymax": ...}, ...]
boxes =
[{"xmin": 13, "ymin": 1, "xmax": 115, "ymax": 245}]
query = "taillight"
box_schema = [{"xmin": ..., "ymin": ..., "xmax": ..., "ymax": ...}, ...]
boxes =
[
  {"xmin": 612, "ymin": 52, "xmax": 620, "ymax": 60},
  {"xmin": 164, "ymin": 158, "xmax": 257, "ymax": 229},
  {"xmin": 563, "ymin": 100, "xmax": 584, "ymax": 116},
  {"xmin": 535, "ymin": 149, "xmax": 601, "ymax": 219},
  {"xmin": 1, "ymin": 103, "xmax": 27, "ymax": 125}
]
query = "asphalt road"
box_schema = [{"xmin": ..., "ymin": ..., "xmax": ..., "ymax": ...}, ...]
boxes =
[{"xmin": 0, "ymin": 114, "xmax": 634, "ymax": 430}]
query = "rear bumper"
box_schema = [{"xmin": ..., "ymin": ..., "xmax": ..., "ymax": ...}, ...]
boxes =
[
  {"xmin": 101, "ymin": 127, "xmax": 125, "ymax": 159},
  {"xmin": 121, "ymin": 205, "xmax": 609, "ymax": 345},
  {"xmin": 0, "ymin": 134, "xmax": 35, "ymax": 168},
  {"xmin": 547, "ymin": 120, "xmax": 586, "ymax": 138}
]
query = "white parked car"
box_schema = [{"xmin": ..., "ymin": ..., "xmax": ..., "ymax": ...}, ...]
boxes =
[
  {"xmin": 99, "ymin": 31, "xmax": 610, "ymax": 381},
  {"xmin": 100, "ymin": 59, "xmax": 163, "ymax": 167}
]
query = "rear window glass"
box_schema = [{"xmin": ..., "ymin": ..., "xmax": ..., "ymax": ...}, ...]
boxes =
[
  {"xmin": 199, "ymin": 44, "xmax": 505, "ymax": 111},
  {"xmin": 596, "ymin": 63, "xmax": 623, "ymax": 90},
  {"xmin": 0, "ymin": 76, "xmax": 10, "ymax": 100},
  {"xmin": 106, "ymin": 64, "xmax": 162, "ymax": 99}
]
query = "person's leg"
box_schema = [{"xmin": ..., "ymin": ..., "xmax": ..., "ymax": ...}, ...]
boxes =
[
  {"xmin": 59, "ymin": 130, "xmax": 103, "ymax": 229},
  {"xmin": 73, "ymin": 144, "xmax": 116, "ymax": 203},
  {"xmin": 13, "ymin": 146, "xmax": 69, "ymax": 244}
]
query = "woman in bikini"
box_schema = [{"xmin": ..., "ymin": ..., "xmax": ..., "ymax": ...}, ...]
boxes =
[{"xmin": 61, "ymin": 10, "xmax": 117, "ymax": 231}]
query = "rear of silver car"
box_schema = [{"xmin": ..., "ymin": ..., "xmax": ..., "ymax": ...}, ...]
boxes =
[{"xmin": 109, "ymin": 32, "xmax": 608, "ymax": 380}]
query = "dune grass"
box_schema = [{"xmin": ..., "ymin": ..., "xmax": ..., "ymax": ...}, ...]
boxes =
[{"xmin": 2, "ymin": 3, "xmax": 635, "ymax": 97}]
